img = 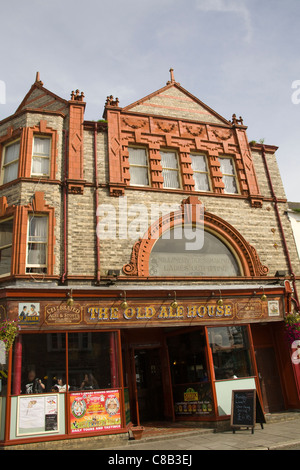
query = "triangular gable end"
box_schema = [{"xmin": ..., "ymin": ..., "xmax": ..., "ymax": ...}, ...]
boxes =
[
  {"xmin": 16, "ymin": 73, "xmax": 69, "ymax": 115},
  {"xmin": 123, "ymin": 82, "xmax": 231, "ymax": 126}
]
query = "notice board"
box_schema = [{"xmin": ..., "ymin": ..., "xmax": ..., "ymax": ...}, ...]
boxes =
[{"xmin": 231, "ymin": 389, "xmax": 265, "ymax": 433}]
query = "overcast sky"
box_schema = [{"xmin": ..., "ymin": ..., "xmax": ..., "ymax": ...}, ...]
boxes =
[{"xmin": 0, "ymin": 0, "xmax": 299, "ymax": 201}]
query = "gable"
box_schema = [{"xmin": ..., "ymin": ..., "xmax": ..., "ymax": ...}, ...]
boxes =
[
  {"xmin": 123, "ymin": 83, "xmax": 230, "ymax": 126},
  {"xmin": 16, "ymin": 81, "xmax": 68, "ymax": 115}
]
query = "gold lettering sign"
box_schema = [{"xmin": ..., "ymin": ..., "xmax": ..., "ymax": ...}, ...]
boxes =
[{"xmin": 45, "ymin": 304, "xmax": 82, "ymax": 325}]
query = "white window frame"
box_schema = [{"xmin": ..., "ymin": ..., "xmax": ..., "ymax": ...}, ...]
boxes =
[
  {"xmin": 1, "ymin": 139, "xmax": 20, "ymax": 185},
  {"xmin": 31, "ymin": 135, "xmax": 51, "ymax": 178},
  {"xmin": 190, "ymin": 153, "xmax": 211, "ymax": 192},
  {"xmin": 160, "ymin": 149, "xmax": 181, "ymax": 189},
  {"xmin": 0, "ymin": 217, "xmax": 13, "ymax": 277},
  {"xmin": 26, "ymin": 215, "xmax": 48, "ymax": 274},
  {"xmin": 218, "ymin": 156, "xmax": 239, "ymax": 194},
  {"xmin": 128, "ymin": 146, "xmax": 150, "ymax": 187}
]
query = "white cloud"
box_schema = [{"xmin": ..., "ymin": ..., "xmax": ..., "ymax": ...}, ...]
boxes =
[{"xmin": 196, "ymin": 0, "xmax": 252, "ymax": 43}]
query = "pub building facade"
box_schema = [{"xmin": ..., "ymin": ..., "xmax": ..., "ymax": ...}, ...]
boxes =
[{"xmin": 0, "ymin": 70, "xmax": 300, "ymax": 447}]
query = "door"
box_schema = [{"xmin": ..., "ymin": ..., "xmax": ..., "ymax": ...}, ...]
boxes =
[
  {"xmin": 255, "ymin": 347, "xmax": 285, "ymax": 412},
  {"xmin": 134, "ymin": 348, "xmax": 164, "ymax": 422}
]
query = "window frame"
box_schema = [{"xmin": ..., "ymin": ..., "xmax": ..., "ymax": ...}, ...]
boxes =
[
  {"xmin": 190, "ymin": 152, "xmax": 211, "ymax": 192},
  {"xmin": 218, "ymin": 156, "xmax": 239, "ymax": 195},
  {"xmin": 128, "ymin": 146, "xmax": 151, "ymax": 187},
  {"xmin": 160, "ymin": 149, "xmax": 181, "ymax": 189},
  {"xmin": 31, "ymin": 135, "xmax": 52, "ymax": 178},
  {"xmin": 26, "ymin": 214, "xmax": 49, "ymax": 274},
  {"xmin": 1, "ymin": 139, "xmax": 20, "ymax": 185}
]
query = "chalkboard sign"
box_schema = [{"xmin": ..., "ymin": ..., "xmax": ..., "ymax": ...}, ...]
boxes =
[{"xmin": 231, "ymin": 389, "xmax": 265, "ymax": 434}]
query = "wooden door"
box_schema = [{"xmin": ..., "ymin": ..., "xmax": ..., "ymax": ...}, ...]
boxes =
[{"xmin": 255, "ymin": 347, "xmax": 285, "ymax": 412}]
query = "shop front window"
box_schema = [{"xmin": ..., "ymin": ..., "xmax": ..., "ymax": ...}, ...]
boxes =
[
  {"xmin": 207, "ymin": 326, "xmax": 252, "ymax": 380},
  {"xmin": 12, "ymin": 331, "xmax": 120, "ymax": 395}
]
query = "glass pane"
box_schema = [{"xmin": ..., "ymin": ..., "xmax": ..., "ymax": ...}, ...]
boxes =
[
  {"xmin": 28, "ymin": 216, "xmax": 48, "ymax": 242},
  {"xmin": 161, "ymin": 151, "xmax": 178, "ymax": 169},
  {"xmin": 0, "ymin": 218, "xmax": 13, "ymax": 248},
  {"xmin": 31, "ymin": 156, "xmax": 50, "ymax": 176},
  {"xmin": 149, "ymin": 228, "xmax": 240, "ymax": 276},
  {"xmin": 27, "ymin": 243, "xmax": 47, "ymax": 265},
  {"xmin": 193, "ymin": 172, "xmax": 210, "ymax": 191},
  {"xmin": 0, "ymin": 246, "xmax": 12, "ymax": 275},
  {"xmin": 219, "ymin": 157, "xmax": 235, "ymax": 175},
  {"xmin": 223, "ymin": 175, "xmax": 238, "ymax": 194},
  {"xmin": 190, "ymin": 154, "xmax": 207, "ymax": 172},
  {"xmin": 4, "ymin": 141, "xmax": 20, "ymax": 164},
  {"xmin": 162, "ymin": 169, "xmax": 180, "ymax": 188},
  {"xmin": 13, "ymin": 333, "xmax": 66, "ymax": 395},
  {"xmin": 68, "ymin": 332, "xmax": 119, "ymax": 390},
  {"xmin": 207, "ymin": 326, "xmax": 252, "ymax": 379},
  {"xmin": 33, "ymin": 137, "xmax": 50, "ymax": 156},
  {"xmin": 130, "ymin": 166, "xmax": 149, "ymax": 186},
  {"xmin": 128, "ymin": 147, "xmax": 147, "ymax": 166},
  {"xmin": 3, "ymin": 161, "xmax": 18, "ymax": 184}
]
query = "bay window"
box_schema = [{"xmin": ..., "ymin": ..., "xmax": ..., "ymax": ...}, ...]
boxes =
[
  {"xmin": 31, "ymin": 136, "xmax": 51, "ymax": 177},
  {"xmin": 0, "ymin": 217, "xmax": 13, "ymax": 276},
  {"xmin": 26, "ymin": 215, "xmax": 48, "ymax": 273},
  {"xmin": 2, "ymin": 140, "xmax": 20, "ymax": 184}
]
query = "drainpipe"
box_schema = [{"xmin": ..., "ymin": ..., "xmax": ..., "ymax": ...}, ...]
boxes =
[
  {"xmin": 261, "ymin": 145, "xmax": 299, "ymax": 311},
  {"xmin": 94, "ymin": 123, "xmax": 101, "ymax": 284},
  {"xmin": 61, "ymin": 129, "xmax": 68, "ymax": 284}
]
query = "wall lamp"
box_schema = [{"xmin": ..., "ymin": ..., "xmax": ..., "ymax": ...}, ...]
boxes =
[
  {"xmin": 67, "ymin": 289, "xmax": 74, "ymax": 306},
  {"xmin": 170, "ymin": 291, "xmax": 178, "ymax": 309},
  {"xmin": 217, "ymin": 290, "xmax": 223, "ymax": 306},
  {"xmin": 260, "ymin": 286, "xmax": 267, "ymax": 301},
  {"xmin": 120, "ymin": 291, "xmax": 128, "ymax": 310}
]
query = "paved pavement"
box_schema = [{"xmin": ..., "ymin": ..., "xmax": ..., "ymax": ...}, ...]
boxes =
[{"xmin": 103, "ymin": 415, "xmax": 300, "ymax": 451}]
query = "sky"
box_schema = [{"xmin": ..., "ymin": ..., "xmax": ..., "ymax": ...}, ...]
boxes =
[{"xmin": 0, "ymin": 0, "xmax": 299, "ymax": 201}]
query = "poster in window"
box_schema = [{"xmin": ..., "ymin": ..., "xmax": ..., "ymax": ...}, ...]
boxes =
[
  {"xmin": 70, "ymin": 390, "xmax": 121, "ymax": 433},
  {"xmin": 268, "ymin": 300, "xmax": 280, "ymax": 317},
  {"xmin": 18, "ymin": 303, "xmax": 40, "ymax": 324},
  {"xmin": 17, "ymin": 394, "xmax": 58, "ymax": 436}
]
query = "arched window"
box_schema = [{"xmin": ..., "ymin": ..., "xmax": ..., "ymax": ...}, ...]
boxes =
[{"xmin": 149, "ymin": 226, "xmax": 241, "ymax": 277}]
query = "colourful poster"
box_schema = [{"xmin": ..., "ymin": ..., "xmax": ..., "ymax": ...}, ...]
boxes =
[{"xmin": 70, "ymin": 390, "xmax": 121, "ymax": 433}]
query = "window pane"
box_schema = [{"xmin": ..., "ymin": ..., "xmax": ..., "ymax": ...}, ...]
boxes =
[
  {"xmin": 161, "ymin": 151, "xmax": 178, "ymax": 169},
  {"xmin": 4, "ymin": 141, "xmax": 20, "ymax": 164},
  {"xmin": 31, "ymin": 156, "xmax": 50, "ymax": 176},
  {"xmin": 193, "ymin": 172, "xmax": 210, "ymax": 191},
  {"xmin": 3, "ymin": 161, "xmax": 18, "ymax": 184},
  {"xmin": 223, "ymin": 175, "xmax": 238, "ymax": 194},
  {"xmin": 33, "ymin": 137, "xmax": 50, "ymax": 156},
  {"xmin": 0, "ymin": 218, "xmax": 13, "ymax": 248},
  {"xmin": 28, "ymin": 216, "xmax": 48, "ymax": 242},
  {"xmin": 13, "ymin": 333, "xmax": 66, "ymax": 395},
  {"xmin": 27, "ymin": 243, "xmax": 47, "ymax": 265},
  {"xmin": 128, "ymin": 147, "xmax": 147, "ymax": 166},
  {"xmin": 162, "ymin": 169, "xmax": 180, "ymax": 189},
  {"xmin": 0, "ymin": 246, "xmax": 12, "ymax": 275},
  {"xmin": 68, "ymin": 332, "xmax": 120, "ymax": 390},
  {"xmin": 219, "ymin": 158, "xmax": 235, "ymax": 175},
  {"xmin": 190, "ymin": 155, "xmax": 207, "ymax": 172},
  {"xmin": 129, "ymin": 166, "xmax": 149, "ymax": 186},
  {"xmin": 207, "ymin": 326, "xmax": 252, "ymax": 379}
]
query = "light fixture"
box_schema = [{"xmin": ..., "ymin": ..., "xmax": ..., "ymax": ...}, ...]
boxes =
[
  {"xmin": 67, "ymin": 289, "xmax": 74, "ymax": 306},
  {"xmin": 217, "ymin": 290, "xmax": 223, "ymax": 306},
  {"xmin": 170, "ymin": 291, "xmax": 178, "ymax": 309},
  {"xmin": 260, "ymin": 286, "xmax": 267, "ymax": 301},
  {"xmin": 120, "ymin": 291, "xmax": 128, "ymax": 310}
]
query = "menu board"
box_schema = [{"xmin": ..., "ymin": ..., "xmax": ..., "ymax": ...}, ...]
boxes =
[
  {"xmin": 230, "ymin": 389, "xmax": 265, "ymax": 433},
  {"xmin": 17, "ymin": 394, "xmax": 58, "ymax": 436},
  {"xmin": 70, "ymin": 390, "xmax": 121, "ymax": 433}
]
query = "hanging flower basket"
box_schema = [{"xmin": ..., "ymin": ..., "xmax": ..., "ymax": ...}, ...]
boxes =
[
  {"xmin": 284, "ymin": 313, "xmax": 300, "ymax": 345},
  {"xmin": 0, "ymin": 320, "xmax": 19, "ymax": 379}
]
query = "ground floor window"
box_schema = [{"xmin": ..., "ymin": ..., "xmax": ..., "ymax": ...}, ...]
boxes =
[
  {"xmin": 207, "ymin": 326, "xmax": 253, "ymax": 379},
  {"xmin": 12, "ymin": 331, "xmax": 120, "ymax": 395}
]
